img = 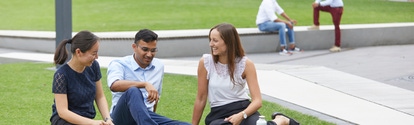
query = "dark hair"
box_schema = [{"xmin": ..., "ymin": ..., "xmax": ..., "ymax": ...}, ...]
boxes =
[
  {"xmin": 54, "ymin": 30, "xmax": 99, "ymax": 65},
  {"xmin": 209, "ymin": 23, "xmax": 245, "ymax": 84},
  {"xmin": 134, "ymin": 29, "xmax": 158, "ymax": 43}
]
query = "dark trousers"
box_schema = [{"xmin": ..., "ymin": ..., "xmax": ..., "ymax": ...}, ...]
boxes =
[
  {"xmin": 313, "ymin": 6, "xmax": 344, "ymax": 47},
  {"xmin": 206, "ymin": 100, "xmax": 276, "ymax": 125},
  {"xmin": 50, "ymin": 115, "xmax": 73, "ymax": 125},
  {"xmin": 111, "ymin": 87, "xmax": 191, "ymax": 125}
]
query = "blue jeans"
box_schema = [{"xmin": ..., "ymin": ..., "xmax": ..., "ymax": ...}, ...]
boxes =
[
  {"xmin": 258, "ymin": 21, "xmax": 295, "ymax": 49},
  {"xmin": 111, "ymin": 87, "xmax": 191, "ymax": 125}
]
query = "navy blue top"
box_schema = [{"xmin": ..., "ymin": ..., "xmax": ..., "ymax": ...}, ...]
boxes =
[{"xmin": 51, "ymin": 60, "xmax": 101, "ymax": 119}]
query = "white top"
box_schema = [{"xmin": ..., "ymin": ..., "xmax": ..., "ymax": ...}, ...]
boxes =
[
  {"xmin": 256, "ymin": 0, "xmax": 284, "ymax": 25},
  {"xmin": 315, "ymin": 0, "xmax": 344, "ymax": 7},
  {"xmin": 203, "ymin": 54, "xmax": 250, "ymax": 107}
]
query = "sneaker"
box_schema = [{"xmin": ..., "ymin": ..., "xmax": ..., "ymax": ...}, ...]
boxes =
[
  {"xmin": 308, "ymin": 25, "xmax": 320, "ymax": 30},
  {"xmin": 329, "ymin": 46, "xmax": 341, "ymax": 52},
  {"xmin": 279, "ymin": 49, "xmax": 292, "ymax": 56},
  {"xmin": 288, "ymin": 47, "xmax": 303, "ymax": 53}
]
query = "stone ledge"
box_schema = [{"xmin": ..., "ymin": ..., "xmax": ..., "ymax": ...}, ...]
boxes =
[{"xmin": 0, "ymin": 23, "xmax": 413, "ymax": 57}]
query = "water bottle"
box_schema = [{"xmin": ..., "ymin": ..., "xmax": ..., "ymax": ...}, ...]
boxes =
[{"xmin": 256, "ymin": 115, "xmax": 267, "ymax": 125}]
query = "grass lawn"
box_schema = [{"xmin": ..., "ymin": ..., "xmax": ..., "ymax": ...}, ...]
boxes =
[
  {"xmin": 1, "ymin": 0, "xmax": 412, "ymax": 124},
  {"xmin": 0, "ymin": 0, "xmax": 413, "ymax": 31},
  {"xmin": 0, "ymin": 62, "xmax": 334, "ymax": 124}
]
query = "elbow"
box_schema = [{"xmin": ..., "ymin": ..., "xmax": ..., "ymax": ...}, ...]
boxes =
[
  {"xmin": 253, "ymin": 99, "xmax": 263, "ymax": 109},
  {"xmin": 109, "ymin": 81, "xmax": 122, "ymax": 92},
  {"xmin": 258, "ymin": 102, "xmax": 263, "ymax": 109},
  {"xmin": 109, "ymin": 85, "xmax": 120, "ymax": 92},
  {"xmin": 57, "ymin": 109, "xmax": 70, "ymax": 121}
]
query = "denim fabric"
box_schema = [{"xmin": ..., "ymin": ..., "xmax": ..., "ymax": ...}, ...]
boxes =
[
  {"xmin": 258, "ymin": 21, "xmax": 295, "ymax": 48},
  {"xmin": 111, "ymin": 87, "xmax": 191, "ymax": 125}
]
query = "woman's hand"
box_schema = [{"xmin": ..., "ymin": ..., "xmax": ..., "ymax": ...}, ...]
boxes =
[
  {"xmin": 103, "ymin": 119, "xmax": 115, "ymax": 125},
  {"xmin": 91, "ymin": 120, "xmax": 106, "ymax": 125},
  {"xmin": 224, "ymin": 112, "xmax": 244, "ymax": 125}
]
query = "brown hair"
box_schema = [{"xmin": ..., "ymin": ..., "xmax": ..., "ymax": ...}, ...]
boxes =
[
  {"xmin": 209, "ymin": 23, "xmax": 245, "ymax": 84},
  {"xmin": 54, "ymin": 30, "xmax": 99, "ymax": 65}
]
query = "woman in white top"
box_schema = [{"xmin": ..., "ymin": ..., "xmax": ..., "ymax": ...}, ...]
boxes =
[{"xmin": 192, "ymin": 23, "xmax": 299, "ymax": 125}]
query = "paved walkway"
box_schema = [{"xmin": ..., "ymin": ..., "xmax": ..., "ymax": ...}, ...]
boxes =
[{"xmin": 1, "ymin": 44, "xmax": 414, "ymax": 124}]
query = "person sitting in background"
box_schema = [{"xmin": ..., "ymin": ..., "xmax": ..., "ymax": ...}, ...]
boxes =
[{"xmin": 256, "ymin": 0, "xmax": 303, "ymax": 56}]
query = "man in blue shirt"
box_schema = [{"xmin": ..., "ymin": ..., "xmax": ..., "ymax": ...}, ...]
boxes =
[{"xmin": 107, "ymin": 29, "xmax": 191, "ymax": 125}]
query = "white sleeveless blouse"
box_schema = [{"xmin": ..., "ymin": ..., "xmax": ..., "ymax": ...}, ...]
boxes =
[{"xmin": 203, "ymin": 54, "xmax": 250, "ymax": 107}]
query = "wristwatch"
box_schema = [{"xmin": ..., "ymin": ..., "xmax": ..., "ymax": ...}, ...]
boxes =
[{"xmin": 242, "ymin": 111, "xmax": 247, "ymax": 119}]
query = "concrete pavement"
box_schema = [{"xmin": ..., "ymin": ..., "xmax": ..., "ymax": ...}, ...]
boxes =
[{"xmin": 166, "ymin": 44, "xmax": 414, "ymax": 124}]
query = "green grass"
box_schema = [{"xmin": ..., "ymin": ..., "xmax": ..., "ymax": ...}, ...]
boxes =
[
  {"xmin": 0, "ymin": 62, "xmax": 334, "ymax": 124},
  {"xmin": 0, "ymin": 0, "xmax": 413, "ymax": 31},
  {"xmin": 1, "ymin": 0, "xmax": 412, "ymax": 124}
]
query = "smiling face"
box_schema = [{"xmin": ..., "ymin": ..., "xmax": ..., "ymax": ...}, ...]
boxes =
[
  {"xmin": 209, "ymin": 29, "xmax": 227, "ymax": 56},
  {"xmin": 133, "ymin": 40, "xmax": 157, "ymax": 68},
  {"xmin": 78, "ymin": 41, "xmax": 99, "ymax": 67}
]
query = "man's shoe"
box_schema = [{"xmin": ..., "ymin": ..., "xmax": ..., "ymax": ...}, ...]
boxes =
[
  {"xmin": 279, "ymin": 49, "xmax": 292, "ymax": 56},
  {"xmin": 288, "ymin": 47, "xmax": 303, "ymax": 54},
  {"xmin": 308, "ymin": 25, "xmax": 319, "ymax": 30},
  {"xmin": 329, "ymin": 46, "xmax": 341, "ymax": 52}
]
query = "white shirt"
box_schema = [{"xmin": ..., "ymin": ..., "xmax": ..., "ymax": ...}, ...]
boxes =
[
  {"xmin": 256, "ymin": 0, "xmax": 284, "ymax": 25},
  {"xmin": 203, "ymin": 54, "xmax": 250, "ymax": 107},
  {"xmin": 315, "ymin": 0, "xmax": 344, "ymax": 7}
]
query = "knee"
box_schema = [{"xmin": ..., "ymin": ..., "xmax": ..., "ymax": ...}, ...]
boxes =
[
  {"xmin": 126, "ymin": 87, "xmax": 139, "ymax": 91},
  {"xmin": 278, "ymin": 24, "xmax": 286, "ymax": 31},
  {"xmin": 125, "ymin": 87, "xmax": 142, "ymax": 95}
]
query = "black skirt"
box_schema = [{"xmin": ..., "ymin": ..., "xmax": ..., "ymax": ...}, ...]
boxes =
[{"xmin": 205, "ymin": 100, "xmax": 261, "ymax": 125}]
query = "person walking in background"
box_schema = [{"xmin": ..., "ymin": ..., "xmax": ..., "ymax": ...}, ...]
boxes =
[
  {"xmin": 106, "ymin": 29, "xmax": 191, "ymax": 125},
  {"xmin": 256, "ymin": 0, "xmax": 302, "ymax": 56},
  {"xmin": 192, "ymin": 23, "xmax": 300, "ymax": 125},
  {"xmin": 308, "ymin": 0, "xmax": 344, "ymax": 52},
  {"xmin": 51, "ymin": 30, "xmax": 114, "ymax": 125}
]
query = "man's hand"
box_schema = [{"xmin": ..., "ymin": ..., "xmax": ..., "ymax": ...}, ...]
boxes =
[
  {"xmin": 145, "ymin": 82, "xmax": 159, "ymax": 103},
  {"xmin": 286, "ymin": 21, "xmax": 294, "ymax": 29},
  {"xmin": 312, "ymin": 2, "xmax": 319, "ymax": 8},
  {"xmin": 290, "ymin": 20, "xmax": 297, "ymax": 25}
]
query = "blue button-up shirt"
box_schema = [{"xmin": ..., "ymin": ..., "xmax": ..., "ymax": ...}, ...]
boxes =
[{"xmin": 107, "ymin": 55, "xmax": 164, "ymax": 113}]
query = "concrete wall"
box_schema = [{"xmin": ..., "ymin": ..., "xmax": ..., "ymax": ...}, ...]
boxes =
[
  {"xmin": 295, "ymin": 26, "xmax": 414, "ymax": 50},
  {"xmin": 0, "ymin": 37, "xmax": 55, "ymax": 53},
  {"xmin": 1, "ymin": 23, "xmax": 413, "ymax": 58}
]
